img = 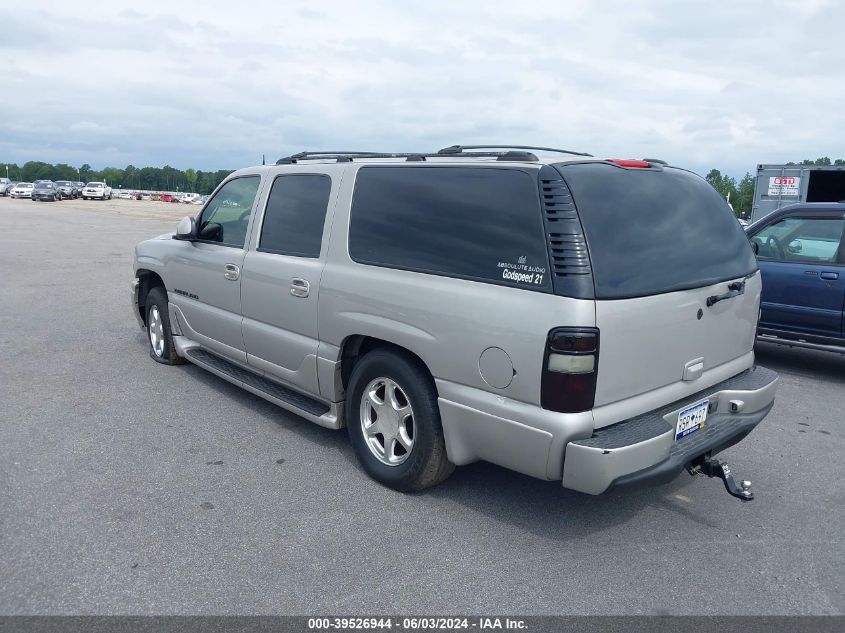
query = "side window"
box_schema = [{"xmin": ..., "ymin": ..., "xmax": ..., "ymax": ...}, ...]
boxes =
[
  {"xmin": 753, "ymin": 217, "xmax": 844, "ymax": 263},
  {"xmin": 259, "ymin": 174, "xmax": 332, "ymax": 257},
  {"xmin": 197, "ymin": 176, "xmax": 261, "ymax": 248},
  {"xmin": 348, "ymin": 167, "xmax": 551, "ymax": 290}
]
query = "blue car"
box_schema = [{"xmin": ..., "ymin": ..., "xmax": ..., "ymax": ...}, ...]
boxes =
[{"xmin": 747, "ymin": 203, "xmax": 845, "ymax": 353}]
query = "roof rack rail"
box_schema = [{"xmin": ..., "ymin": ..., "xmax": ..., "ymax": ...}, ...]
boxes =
[
  {"xmin": 275, "ymin": 150, "xmax": 539, "ymax": 164},
  {"xmin": 277, "ymin": 151, "xmax": 397, "ymax": 164},
  {"xmin": 438, "ymin": 144, "xmax": 592, "ymax": 157},
  {"xmin": 643, "ymin": 157, "xmax": 667, "ymax": 165}
]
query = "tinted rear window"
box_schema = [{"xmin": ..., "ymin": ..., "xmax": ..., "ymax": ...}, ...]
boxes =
[
  {"xmin": 558, "ymin": 163, "xmax": 758, "ymax": 299},
  {"xmin": 259, "ymin": 174, "xmax": 332, "ymax": 257},
  {"xmin": 349, "ymin": 167, "xmax": 551, "ymax": 290}
]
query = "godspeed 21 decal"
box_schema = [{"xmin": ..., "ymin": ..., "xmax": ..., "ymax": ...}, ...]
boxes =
[{"xmin": 497, "ymin": 255, "xmax": 546, "ymax": 286}]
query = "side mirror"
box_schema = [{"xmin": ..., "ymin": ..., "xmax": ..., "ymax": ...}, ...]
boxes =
[
  {"xmin": 198, "ymin": 222, "xmax": 222, "ymax": 242},
  {"xmin": 751, "ymin": 240, "xmax": 759, "ymax": 255},
  {"xmin": 174, "ymin": 216, "xmax": 196, "ymax": 240},
  {"xmin": 787, "ymin": 239, "xmax": 803, "ymax": 254}
]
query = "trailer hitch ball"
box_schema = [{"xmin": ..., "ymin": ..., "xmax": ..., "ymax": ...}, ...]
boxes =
[{"xmin": 687, "ymin": 454, "xmax": 754, "ymax": 501}]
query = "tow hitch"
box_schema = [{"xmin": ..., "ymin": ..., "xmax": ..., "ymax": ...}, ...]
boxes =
[{"xmin": 687, "ymin": 454, "xmax": 753, "ymax": 501}]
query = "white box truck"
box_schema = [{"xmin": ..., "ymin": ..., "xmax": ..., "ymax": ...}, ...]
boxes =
[{"xmin": 751, "ymin": 164, "xmax": 845, "ymax": 222}]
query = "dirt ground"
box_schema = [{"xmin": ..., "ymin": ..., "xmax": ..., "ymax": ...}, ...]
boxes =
[{"xmin": 13, "ymin": 196, "xmax": 194, "ymax": 223}]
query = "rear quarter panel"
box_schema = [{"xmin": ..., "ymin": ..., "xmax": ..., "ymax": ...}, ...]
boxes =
[{"xmin": 318, "ymin": 165, "xmax": 596, "ymax": 407}]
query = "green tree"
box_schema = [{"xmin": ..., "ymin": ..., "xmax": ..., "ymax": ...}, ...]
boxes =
[
  {"xmin": 705, "ymin": 169, "xmax": 739, "ymax": 215},
  {"xmin": 20, "ymin": 161, "xmax": 52, "ymax": 181},
  {"xmin": 0, "ymin": 163, "xmax": 21, "ymax": 180},
  {"xmin": 735, "ymin": 173, "xmax": 755, "ymax": 218},
  {"xmin": 800, "ymin": 157, "xmax": 832, "ymax": 166},
  {"xmin": 100, "ymin": 167, "xmax": 125, "ymax": 188},
  {"xmin": 124, "ymin": 165, "xmax": 138, "ymax": 189},
  {"xmin": 138, "ymin": 167, "xmax": 158, "ymax": 190},
  {"xmin": 1, "ymin": 159, "xmax": 233, "ymax": 192}
]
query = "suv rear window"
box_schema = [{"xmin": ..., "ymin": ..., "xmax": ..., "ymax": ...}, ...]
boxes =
[
  {"xmin": 349, "ymin": 167, "xmax": 551, "ymax": 291},
  {"xmin": 557, "ymin": 163, "xmax": 758, "ymax": 299}
]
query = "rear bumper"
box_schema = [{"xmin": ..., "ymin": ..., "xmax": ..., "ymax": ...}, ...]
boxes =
[{"xmin": 561, "ymin": 366, "xmax": 778, "ymax": 495}]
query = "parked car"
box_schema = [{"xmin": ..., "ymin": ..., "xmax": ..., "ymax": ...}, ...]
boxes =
[
  {"xmin": 747, "ymin": 202, "xmax": 845, "ymax": 353},
  {"xmin": 74, "ymin": 181, "xmax": 86, "ymax": 194},
  {"xmin": 179, "ymin": 192, "xmax": 200, "ymax": 204},
  {"xmin": 31, "ymin": 181, "xmax": 61, "ymax": 201},
  {"xmin": 82, "ymin": 182, "xmax": 112, "ymax": 200},
  {"xmin": 0, "ymin": 178, "xmax": 12, "ymax": 196},
  {"xmin": 131, "ymin": 147, "xmax": 778, "ymax": 499},
  {"xmin": 9, "ymin": 182, "xmax": 34, "ymax": 199},
  {"xmin": 55, "ymin": 181, "xmax": 78, "ymax": 199}
]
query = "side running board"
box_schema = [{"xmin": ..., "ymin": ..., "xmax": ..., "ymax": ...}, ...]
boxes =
[{"xmin": 184, "ymin": 348, "xmax": 333, "ymax": 420}]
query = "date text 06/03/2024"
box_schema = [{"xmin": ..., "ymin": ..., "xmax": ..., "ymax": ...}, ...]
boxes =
[{"xmin": 306, "ymin": 617, "xmax": 528, "ymax": 630}]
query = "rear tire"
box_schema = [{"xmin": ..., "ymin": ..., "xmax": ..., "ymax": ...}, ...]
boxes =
[
  {"xmin": 145, "ymin": 286, "xmax": 184, "ymax": 365},
  {"xmin": 346, "ymin": 349, "xmax": 454, "ymax": 492}
]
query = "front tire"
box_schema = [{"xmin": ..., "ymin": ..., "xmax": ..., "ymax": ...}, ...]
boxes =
[
  {"xmin": 145, "ymin": 286, "xmax": 184, "ymax": 365},
  {"xmin": 346, "ymin": 349, "xmax": 454, "ymax": 492}
]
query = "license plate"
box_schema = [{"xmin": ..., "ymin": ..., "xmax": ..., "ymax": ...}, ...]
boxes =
[{"xmin": 675, "ymin": 399, "xmax": 708, "ymax": 440}]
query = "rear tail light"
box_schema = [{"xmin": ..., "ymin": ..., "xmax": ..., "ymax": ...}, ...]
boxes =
[{"xmin": 541, "ymin": 327, "xmax": 599, "ymax": 413}]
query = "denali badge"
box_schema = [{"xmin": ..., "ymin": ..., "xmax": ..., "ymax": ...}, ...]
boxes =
[{"xmin": 174, "ymin": 288, "xmax": 199, "ymax": 301}]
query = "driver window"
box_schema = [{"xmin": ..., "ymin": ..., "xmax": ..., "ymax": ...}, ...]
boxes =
[
  {"xmin": 753, "ymin": 217, "xmax": 844, "ymax": 263},
  {"xmin": 196, "ymin": 176, "xmax": 261, "ymax": 248}
]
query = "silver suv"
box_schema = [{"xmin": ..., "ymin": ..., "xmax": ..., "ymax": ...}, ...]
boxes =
[{"xmin": 131, "ymin": 146, "xmax": 778, "ymax": 498}]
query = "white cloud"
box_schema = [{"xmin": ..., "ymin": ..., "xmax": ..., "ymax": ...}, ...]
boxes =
[{"xmin": 0, "ymin": 0, "xmax": 843, "ymax": 176}]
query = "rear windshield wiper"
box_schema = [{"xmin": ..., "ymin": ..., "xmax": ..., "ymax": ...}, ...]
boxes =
[{"xmin": 706, "ymin": 281, "xmax": 746, "ymax": 307}]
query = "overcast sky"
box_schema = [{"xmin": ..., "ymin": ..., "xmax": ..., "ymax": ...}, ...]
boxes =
[{"xmin": 1, "ymin": 0, "xmax": 843, "ymax": 177}]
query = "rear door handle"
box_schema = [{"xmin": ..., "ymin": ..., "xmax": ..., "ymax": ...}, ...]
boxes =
[
  {"xmin": 820, "ymin": 271, "xmax": 839, "ymax": 280},
  {"xmin": 707, "ymin": 280, "xmax": 746, "ymax": 307},
  {"xmin": 290, "ymin": 278, "xmax": 310, "ymax": 298},
  {"xmin": 224, "ymin": 263, "xmax": 240, "ymax": 281}
]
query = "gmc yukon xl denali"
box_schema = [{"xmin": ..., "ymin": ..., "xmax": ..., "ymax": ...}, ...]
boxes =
[{"xmin": 131, "ymin": 146, "xmax": 778, "ymax": 499}]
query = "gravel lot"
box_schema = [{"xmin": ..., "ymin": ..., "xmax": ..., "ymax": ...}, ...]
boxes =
[{"xmin": 0, "ymin": 197, "xmax": 843, "ymax": 615}]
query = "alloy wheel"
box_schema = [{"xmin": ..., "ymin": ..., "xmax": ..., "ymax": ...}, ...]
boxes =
[
  {"xmin": 359, "ymin": 377, "xmax": 415, "ymax": 466},
  {"xmin": 148, "ymin": 305, "xmax": 165, "ymax": 357}
]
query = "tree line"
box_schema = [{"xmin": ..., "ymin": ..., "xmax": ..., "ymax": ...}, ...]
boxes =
[
  {"xmin": 0, "ymin": 161, "xmax": 234, "ymax": 195},
  {"xmin": 4, "ymin": 156, "xmax": 844, "ymax": 211},
  {"xmin": 706, "ymin": 157, "xmax": 845, "ymax": 219}
]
